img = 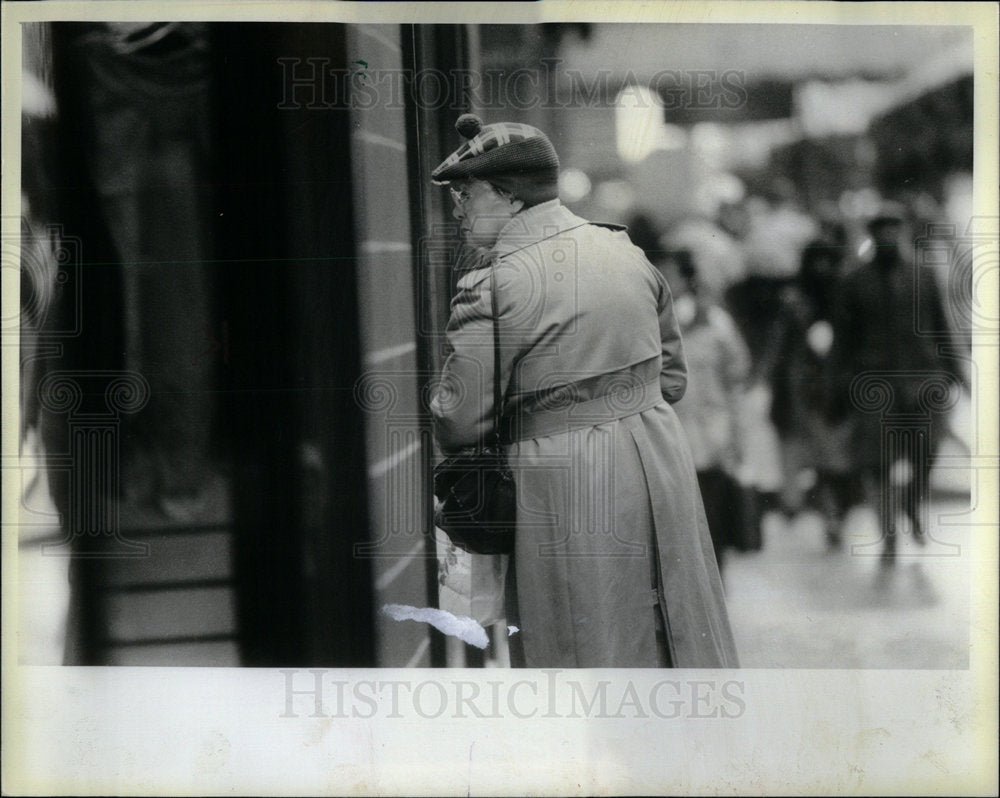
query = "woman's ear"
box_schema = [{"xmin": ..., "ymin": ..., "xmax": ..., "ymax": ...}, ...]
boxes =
[{"xmin": 508, "ymin": 196, "xmax": 525, "ymax": 214}]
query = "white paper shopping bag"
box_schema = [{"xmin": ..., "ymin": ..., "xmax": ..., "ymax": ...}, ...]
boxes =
[{"xmin": 434, "ymin": 527, "xmax": 508, "ymax": 627}]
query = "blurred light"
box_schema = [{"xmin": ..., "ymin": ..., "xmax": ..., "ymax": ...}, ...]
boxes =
[
  {"xmin": 615, "ymin": 84, "xmax": 686, "ymax": 163},
  {"xmin": 615, "ymin": 84, "xmax": 662, "ymax": 163},
  {"xmin": 558, "ymin": 168, "xmax": 592, "ymax": 203},
  {"xmin": 806, "ymin": 320, "xmax": 834, "ymax": 357}
]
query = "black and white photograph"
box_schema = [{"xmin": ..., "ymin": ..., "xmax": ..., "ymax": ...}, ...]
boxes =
[{"xmin": 3, "ymin": 1, "xmax": 997, "ymax": 795}]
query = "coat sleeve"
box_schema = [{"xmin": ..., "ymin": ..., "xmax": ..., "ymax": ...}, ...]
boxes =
[
  {"xmin": 430, "ymin": 267, "xmax": 498, "ymax": 453},
  {"xmin": 654, "ymin": 266, "xmax": 688, "ymax": 404}
]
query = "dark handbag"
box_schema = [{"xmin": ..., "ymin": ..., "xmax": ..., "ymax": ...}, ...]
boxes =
[{"xmin": 433, "ymin": 260, "xmax": 515, "ymax": 555}]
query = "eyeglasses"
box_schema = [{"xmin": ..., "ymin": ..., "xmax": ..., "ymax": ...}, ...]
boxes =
[
  {"xmin": 449, "ymin": 183, "xmax": 510, "ymax": 207},
  {"xmin": 449, "ymin": 185, "xmax": 473, "ymax": 207}
]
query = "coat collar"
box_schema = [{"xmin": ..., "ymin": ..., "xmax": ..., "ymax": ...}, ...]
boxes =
[{"xmin": 490, "ymin": 199, "xmax": 591, "ymax": 259}]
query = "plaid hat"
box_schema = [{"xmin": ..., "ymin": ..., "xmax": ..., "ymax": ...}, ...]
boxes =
[{"xmin": 431, "ymin": 114, "xmax": 560, "ymax": 207}]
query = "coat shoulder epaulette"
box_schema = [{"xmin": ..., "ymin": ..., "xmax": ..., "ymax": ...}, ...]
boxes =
[{"xmin": 588, "ymin": 221, "xmax": 628, "ymax": 232}]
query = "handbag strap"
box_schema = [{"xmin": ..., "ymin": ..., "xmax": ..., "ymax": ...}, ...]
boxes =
[{"xmin": 489, "ymin": 259, "xmax": 503, "ymax": 447}]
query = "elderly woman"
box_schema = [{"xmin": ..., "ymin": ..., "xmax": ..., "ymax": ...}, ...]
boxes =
[{"xmin": 430, "ymin": 115, "xmax": 738, "ymax": 668}]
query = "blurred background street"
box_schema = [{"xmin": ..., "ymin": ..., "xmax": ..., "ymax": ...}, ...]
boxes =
[{"xmin": 725, "ymin": 411, "xmax": 974, "ymax": 669}]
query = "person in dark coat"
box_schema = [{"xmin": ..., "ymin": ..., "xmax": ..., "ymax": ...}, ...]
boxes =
[
  {"xmin": 826, "ymin": 202, "xmax": 959, "ymax": 574},
  {"xmin": 768, "ymin": 222, "xmax": 856, "ymax": 548},
  {"xmin": 430, "ymin": 114, "xmax": 739, "ymax": 668}
]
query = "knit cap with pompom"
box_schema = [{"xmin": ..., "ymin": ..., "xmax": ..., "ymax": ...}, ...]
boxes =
[{"xmin": 431, "ymin": 114, "xmax": 560, "ymax": 208}]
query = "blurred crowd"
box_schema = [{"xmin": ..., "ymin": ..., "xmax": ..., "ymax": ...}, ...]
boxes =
[{"xmin": 630, "ymin": 183, "xmax": 970, "ymax": 582}]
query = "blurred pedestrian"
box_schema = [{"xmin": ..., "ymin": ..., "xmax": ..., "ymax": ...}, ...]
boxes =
[
  {"xmin": 826, "ymin": 202, "xmax": 959, "ymax": 578},
  {"xmin": 661, "ymin": 250, "xmax": 752, "ymax": 574},
  {"xmin": 767, "ymin": 221, "xmax": 856, "ymax": 549},
  {"xmin": 661, "ymin": 211, "xmax": 747, "ymax": 307},
  {"xmin": 726, "ymin": 189, "xmax": 816, "ymax": 376},
  {"xmin": 429, "ymin": 114, "xmax": 738, "ymax": 668}
]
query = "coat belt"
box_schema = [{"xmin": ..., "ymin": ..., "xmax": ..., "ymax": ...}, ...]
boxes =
[{"xmin": 500, "ymin": 371, "xmax": 664, "ymax": 444}]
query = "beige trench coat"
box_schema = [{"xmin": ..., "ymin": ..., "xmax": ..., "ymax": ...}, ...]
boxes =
[{"xmin": 432, "ymin": 199, "xmax": 739, "ymax": 668}]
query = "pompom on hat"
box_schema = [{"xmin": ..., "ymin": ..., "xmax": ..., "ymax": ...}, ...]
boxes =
[{"xmin": 431, "ymin": 114, "xmax": 560, "ymax": 208}]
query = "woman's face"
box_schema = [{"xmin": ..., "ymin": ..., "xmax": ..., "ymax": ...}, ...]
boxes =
[{"xmin": 450, "ymin": 179, "xmax": 523, "ymax": 250}]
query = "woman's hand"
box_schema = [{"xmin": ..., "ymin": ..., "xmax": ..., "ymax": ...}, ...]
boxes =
[{"xmin": 433, "ymin": 494, "xmax": 445, "ymax": 529}]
